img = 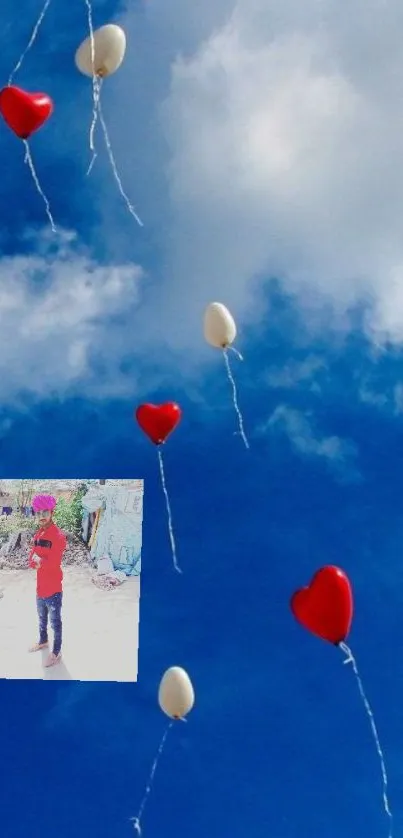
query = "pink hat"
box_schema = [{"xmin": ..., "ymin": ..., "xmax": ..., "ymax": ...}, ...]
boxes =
[{"xmin": 32, "ymin": 494, "xmax": 57, "ymax": 512}]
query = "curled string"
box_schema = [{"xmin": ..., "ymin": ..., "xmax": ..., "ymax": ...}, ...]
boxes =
[
  {"xmin": 8, "ymin": 0, "xmax": 53, "ymax": 85},
  {"xmin": 340, "ymin": 642, "xmax": 393, "ymax": 838},
  {"xmin": 97, "ymin": 98, "xmax": 144, "ymax": 227},
  {"xmin": 227, "ymin": 344, "xmax": 243, "ymax": 361},
  {"xmin": 223, "ymin": 348, "xmax": 249, "ymax": 449},
  {"xmin": 84, "ymin": 0, "xmax": 101, "ymax": 174},
  {"xmin": 86, "ymin": 76, "xmax": 102, "ymax": 175},
  {"xmin": 157, "ymin": 447, "xmax": 182, "ymax": 574},
  {"xmin": 131, "ymin": 721, "xmax": 174, "ymax": 836},
  {"xmin": 23, "ymin": 140, "xmax": 56, "ymax": 232}
]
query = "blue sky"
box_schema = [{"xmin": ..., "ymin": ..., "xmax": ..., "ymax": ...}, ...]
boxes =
[{"xmin": 1, "ymin": 0, "xmax": 403, "ymax": 836}]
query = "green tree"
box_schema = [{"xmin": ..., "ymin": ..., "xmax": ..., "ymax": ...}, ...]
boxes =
[
  {"xmin": 70, "ymin": 484, "xmax": 87, "ymax": 537},
  {"xmin": 53, "ymin": 485, "xmax": 87, "ymax": 538}
]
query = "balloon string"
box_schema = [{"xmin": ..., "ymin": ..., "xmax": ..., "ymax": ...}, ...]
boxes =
[
  {"xmin": 223, "ymin": 349, "xmax": 249, "ymax": 449},
  {"xmin": 23, "ymin": 141, "xmax": 56, "ymax": 233},
  {"xmin": 131, "ymin": 721, "xmax": 174, "ymax": 836},
  {"xmin": 157, "ymin": 448, "xmax": 182, "ymax": 574},
  {"xmin": 227, "ymin": 345, "xmax": 243, "ymax": 361},
  {"xmin": 8, "ymin": 0, "xmax": 53, "ymax": 85},
  {"xmin": 86, "ymin": 77, "xmax": 102, "ymax": 175},
  {"xmin": 84, "ymin": 0, "xmax": 101, "ymax": 174},
  {"xmin": 97, "ymin": 98, "xmax": 144, "ymax": 227},
  {"xmin": 340, "ymin": 642, "xmax": 393, "ymax": 838}
]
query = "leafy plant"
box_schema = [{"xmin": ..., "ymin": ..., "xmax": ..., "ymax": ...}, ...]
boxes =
[{"xmin": 53, "ymin": 484, "xmax": 88, "ymax": 538}]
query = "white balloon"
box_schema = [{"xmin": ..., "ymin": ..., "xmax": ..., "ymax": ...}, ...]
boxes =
[
  {"xmin": 204, "ymin": 302, "xmax": 237, "ymax": 348},
  {"xmin": 158, "ymin": 667, "xmax": 195, "ymax": 720},
  {"xmin": 75, "ymin": 24, "xmax": 126, "ymax": 78}
]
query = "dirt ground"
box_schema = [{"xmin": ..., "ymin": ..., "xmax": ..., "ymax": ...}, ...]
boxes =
[
  {"xmin": 0, "ymin": 528, "xmax": 93, "ymax": 570},
  {"xmin": 0, "ymin": 564, "xmax": 140, "ymax": 682}
]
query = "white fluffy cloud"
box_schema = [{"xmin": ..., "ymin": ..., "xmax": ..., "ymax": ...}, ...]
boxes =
[
  {"xmin": 142, "ymin": 0, "xmax": 403, "ymax": 348},
  {"xmin": 265, "ymin": 355, "xmax": 325, "ymax": 390},
  {"xmin": 6, "ymin": 0, "xmax": 403, "ymax": 404},
  {"xmin": 0, "ymin": 229, "xmax": 144, "ymax": 401},
  {"xmin": 264, "ymin": 404, "xmax": 359, "ymax": 479}
]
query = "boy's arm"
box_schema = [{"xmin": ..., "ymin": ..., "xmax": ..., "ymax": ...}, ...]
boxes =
[
  {"xmin": 55, "ymin": 531, "xmax": 67, "ymax": 563},
  {"xmin": 42, "ymin": 531, "xmax": 67, "ymax": 568}
]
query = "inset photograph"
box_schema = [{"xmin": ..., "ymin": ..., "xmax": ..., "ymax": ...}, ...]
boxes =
[{"xmin": 0, "ymin": 478, "xmax": 143, "ymax": 682}]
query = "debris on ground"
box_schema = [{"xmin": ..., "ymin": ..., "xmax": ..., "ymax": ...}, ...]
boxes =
[
  {"xmin": 0, "ymin": 530, "xmax": 94, "ymax": 571},
  {"xmin": 0, "ymin": 529, "xmax": 129, "ymax": 596},
  {"xmin": 91, "ymin": 571, "xmax": 126, "ymax": 591}
]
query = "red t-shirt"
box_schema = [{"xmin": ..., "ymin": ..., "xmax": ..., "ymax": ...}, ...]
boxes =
[{"xmin": 28, "ymin": 522, "xmax": 67, "ymax": 598}]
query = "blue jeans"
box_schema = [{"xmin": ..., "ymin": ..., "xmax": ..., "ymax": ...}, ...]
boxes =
[{"xmin": 37, "ymin": 592, "xmax": 63, "ymax": 655}]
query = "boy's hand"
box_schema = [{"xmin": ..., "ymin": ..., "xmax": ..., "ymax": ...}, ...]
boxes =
[{"xmin": 31, "ymin": 552, "xmax": 41, "ymax": 568}]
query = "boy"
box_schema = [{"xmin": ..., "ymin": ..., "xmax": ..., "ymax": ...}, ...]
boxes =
[{"xmin": 28, "ymin": 494, "xmax": 67, "ymax": 668}]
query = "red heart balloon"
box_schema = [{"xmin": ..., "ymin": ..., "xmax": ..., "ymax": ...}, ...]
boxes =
[
  {"xmin": 290, "ymin": 566, "xmax": 353, "ymax": 645},
  {"xmin": 0, "ymin": 86, "xmax": 53, "ymax": 140},
  {"xmin": 135, "ymin": 403, "xmax": 182, "ymax": 445}
]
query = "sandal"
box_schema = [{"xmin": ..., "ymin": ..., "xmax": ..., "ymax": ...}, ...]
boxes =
[
  {"xmin": 28, "ymin": 642, "xmax": 49, "ymax": 652},
  {"xmin": 44, "ymin": 652, "xmax": 62, "ymax": 668}
]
